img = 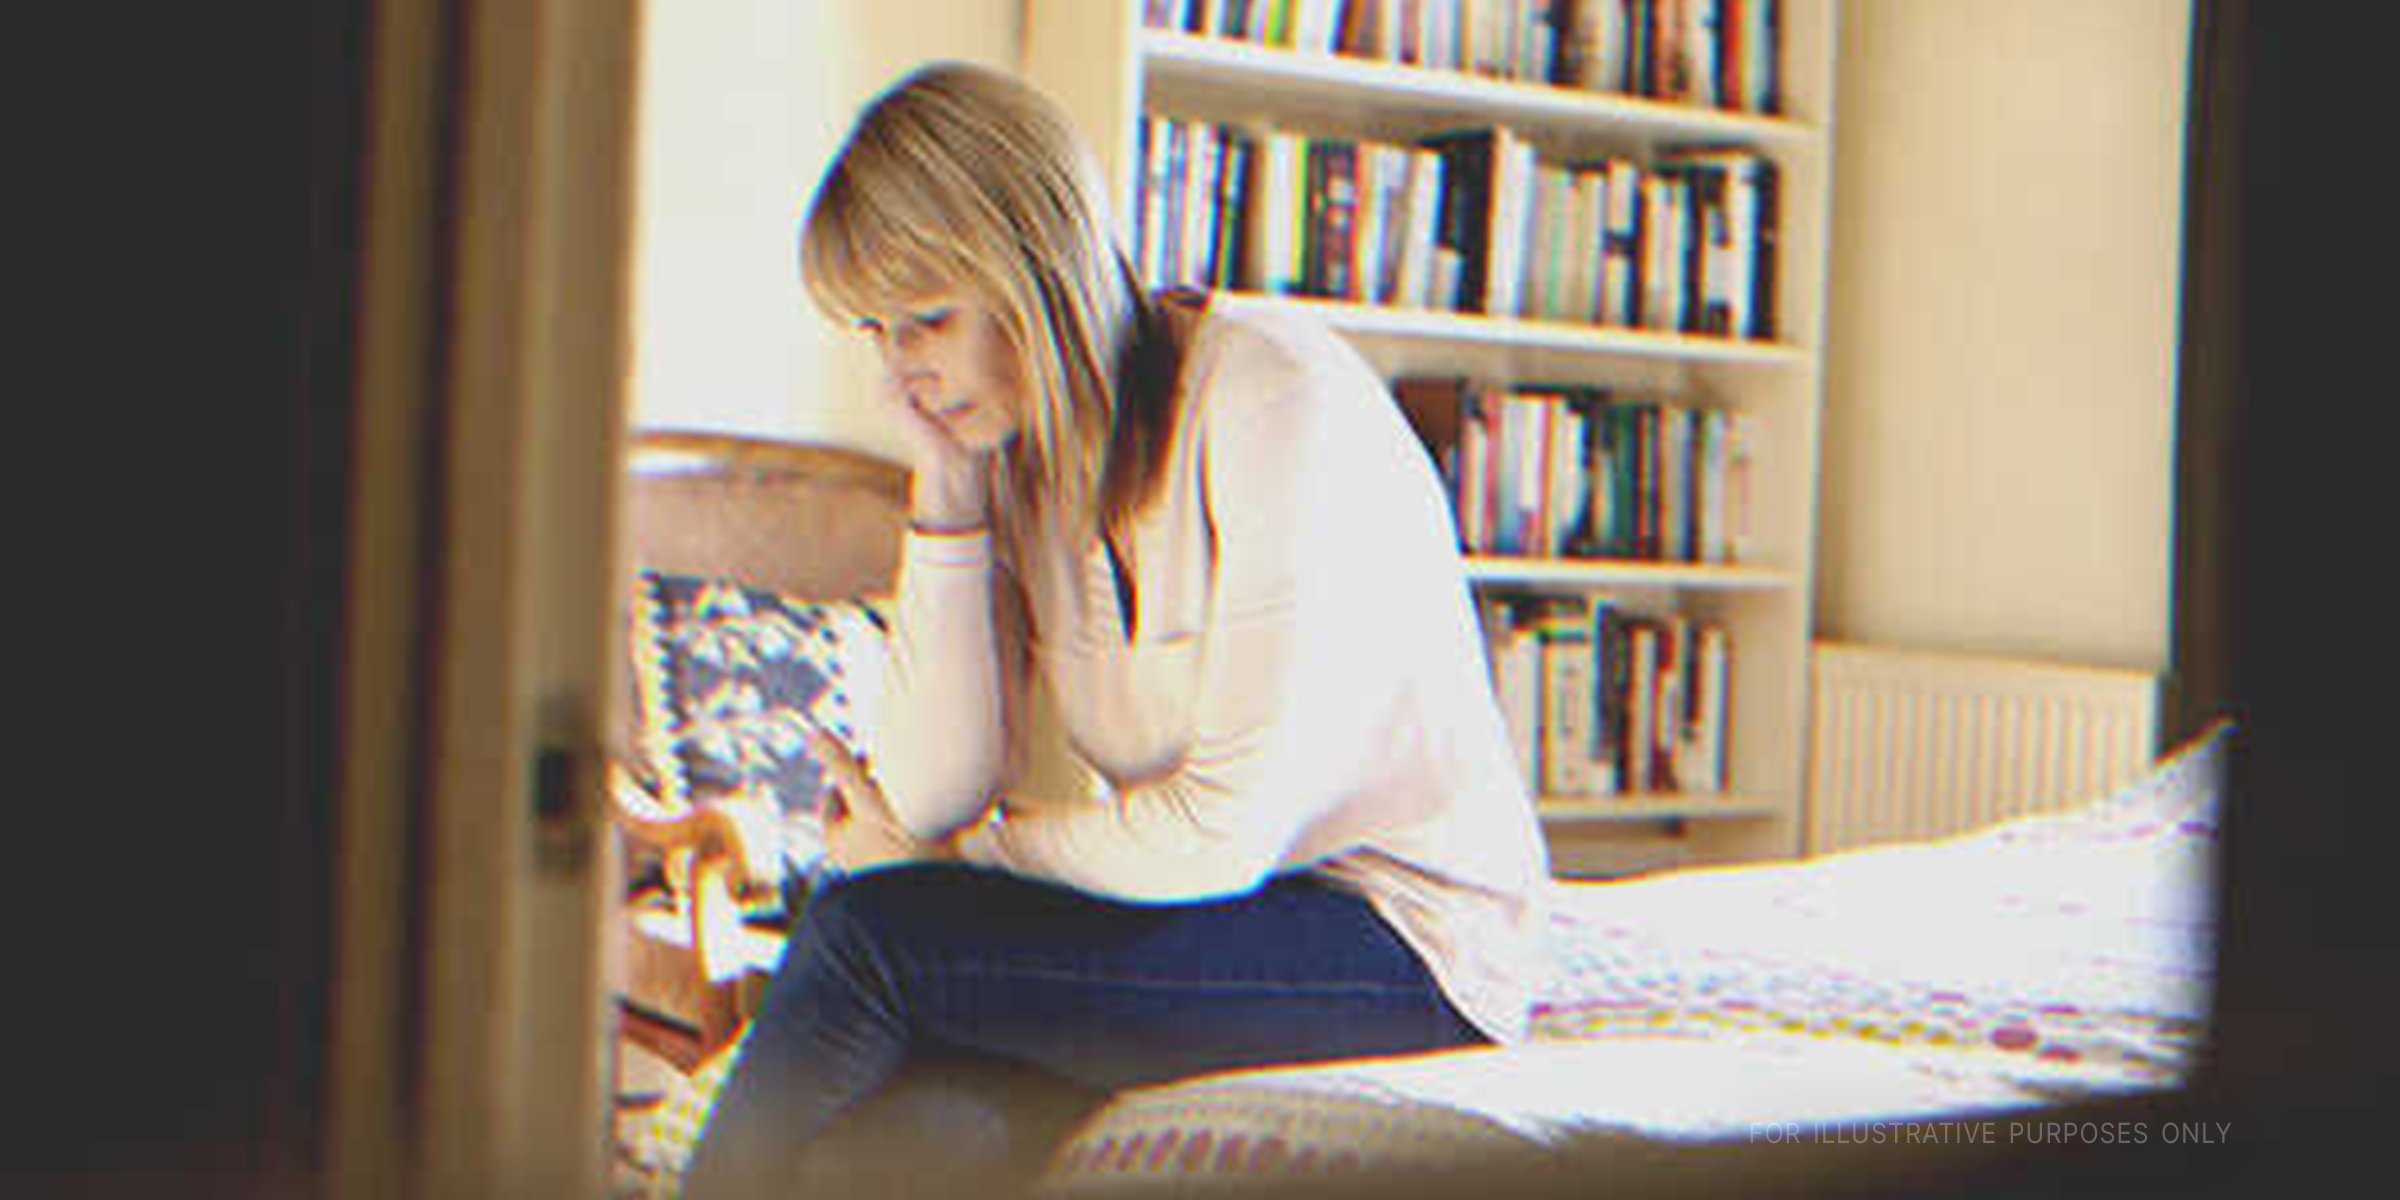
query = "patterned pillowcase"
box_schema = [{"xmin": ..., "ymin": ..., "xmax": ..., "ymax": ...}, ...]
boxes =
[{"xmin": 629, "ymin": 569, "xmax": 890, "ymax": 894}]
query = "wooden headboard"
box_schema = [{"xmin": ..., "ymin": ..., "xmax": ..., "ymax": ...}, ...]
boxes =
[{"xmin": 623, "ymin": 429, "xmax": 910, "ymax": 599}]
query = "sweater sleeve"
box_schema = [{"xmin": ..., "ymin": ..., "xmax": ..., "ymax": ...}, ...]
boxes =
[
  {"xmin": 957, "ymin": 361, "xmax": 1407, "ymax": 902},
  {"xmin": 873, "ymin": 527, "xmax": 1009, "ymax": 838}
]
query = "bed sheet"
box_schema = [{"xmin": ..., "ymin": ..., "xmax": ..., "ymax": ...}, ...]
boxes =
[{"xmin": 1038, "ymin": 726, "xmax": 2224, "ymax": 1188}]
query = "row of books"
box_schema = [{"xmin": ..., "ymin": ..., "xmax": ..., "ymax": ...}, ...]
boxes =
[
  {"xmin": 1144, "ymin": 0, "xmax": 1783, "ymax": 115},
  {"xmin": 1486, "ymin": 595, "xmax": 1731, "ymax": 797},
  {"xmin": 1395, "ymin": 377, "xmax": 1755, "ymax": 563},
  {"xmin": 1133, "ymin": 116, "xmax": 1782, "ymax": 338}
]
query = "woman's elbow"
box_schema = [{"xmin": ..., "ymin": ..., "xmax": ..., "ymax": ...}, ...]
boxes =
[{"xmin": 879, "ymin": 760, "xmax": 1000, "ymax": 840}]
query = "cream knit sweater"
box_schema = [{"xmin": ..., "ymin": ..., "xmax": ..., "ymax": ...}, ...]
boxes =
[{"xmin": 872, "ymin": 303, "xmax": 1554, "ymax": 1042}]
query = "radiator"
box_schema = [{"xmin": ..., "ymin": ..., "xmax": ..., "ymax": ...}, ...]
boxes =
[{"xmin": 1806, "ymin": 641, "xmax": 2158, "ymax": 854}]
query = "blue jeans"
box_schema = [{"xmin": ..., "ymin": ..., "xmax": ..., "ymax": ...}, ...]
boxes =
[{"xmin": 681, "ymin": 862, "xmax": 1484, "ymax": 1198}]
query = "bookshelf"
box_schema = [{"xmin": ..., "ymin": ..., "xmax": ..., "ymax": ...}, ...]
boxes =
[{"xmin": 1027, "ymin": 0, "xmax": 1836, "ymax": 877}]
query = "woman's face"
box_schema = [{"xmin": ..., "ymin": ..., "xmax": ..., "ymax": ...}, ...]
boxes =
[{"xmin": 858, "ymin": 289, "xmax": 1025, "ymax": 452}]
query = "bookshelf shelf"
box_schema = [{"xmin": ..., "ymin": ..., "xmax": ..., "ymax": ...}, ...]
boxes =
[
  {"xmin": 1028, "ymin": 0, "xmax": 1837, "ymax": 878},
  {"xmin": 1537, "ymin": 794, "xmax": 1781, "ymax": 824},
  {"xmin": 1212, "ymin": 292, "xmax": 1809, "ymax": 366},
  {"xmin": 1465, "ymin": 555, "xmax": 1796, "ymax": 592},
  {"xmin": 1141, "ymin": 31, "xmax": 1821, "ymax": 152}
]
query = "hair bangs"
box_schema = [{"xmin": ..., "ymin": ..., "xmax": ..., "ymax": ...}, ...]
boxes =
[{"xmin": 801, "ymin": 164, "xmax": 971, "ymax": 325}]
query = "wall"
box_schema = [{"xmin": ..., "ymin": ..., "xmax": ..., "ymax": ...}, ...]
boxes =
[
  {"xmin": 624, "ymin": 0, "xmax": 1022, "ymax": 459},
  {"xmin": 1816, "ymin": 0, "xmax": 2192, "ymax": 672}
]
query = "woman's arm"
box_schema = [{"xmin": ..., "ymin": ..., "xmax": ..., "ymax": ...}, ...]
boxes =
[
  {"xmin": 957, "ymin": 362, "xmax": 1421, "ymax": 901},
  {"xmin": 871, "ymin": 521, "xmax": 1012, "ymax": 839}
]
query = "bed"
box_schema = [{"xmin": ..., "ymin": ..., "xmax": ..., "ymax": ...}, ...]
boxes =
[{"xmin": 603, "ymin": 431, "xmax": 2222, "ymax": 1197}]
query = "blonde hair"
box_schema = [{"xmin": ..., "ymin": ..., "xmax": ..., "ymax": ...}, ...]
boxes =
[{"xmin": 799, "ymin": 61, "xmax": 1180, "ymax": 559}]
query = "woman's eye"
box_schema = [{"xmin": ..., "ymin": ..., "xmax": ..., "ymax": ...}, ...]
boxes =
[{"xmin": 911, "ymin": 308, "xmax": 954, "ymax": 332}]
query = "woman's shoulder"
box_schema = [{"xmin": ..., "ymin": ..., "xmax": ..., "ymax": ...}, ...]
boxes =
[{"xmin": 1178, "ymin": 295, "xmax": 1376, "ymax": 415}]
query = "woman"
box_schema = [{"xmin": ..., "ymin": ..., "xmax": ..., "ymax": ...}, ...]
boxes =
[{"xmin": 683, "ymin": 61, "xmax": 1553, "ymax": 1197}]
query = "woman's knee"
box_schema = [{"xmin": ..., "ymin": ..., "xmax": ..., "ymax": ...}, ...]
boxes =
[
  {"xmin": 801, "ymin": 862, "xmax": 970, "ymax": 945},
  {"xmin": 782, "ymin": 863, "xmax": 990, "ymax": 995}
]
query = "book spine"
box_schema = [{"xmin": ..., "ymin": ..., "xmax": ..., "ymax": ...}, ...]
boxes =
[
  {"xmin": 1722, "ymin": 154, "xmax": 1756, "ymax": 338},
  {"xmin": 1719, "ymin": 0, "xmax": 1744, "ymax": 110},
  {"xmin": 1636, "ymin": 403, "xmax": 1660, "ymax": 558},
  {"xmin": 1540, "ymin": 608, "xmax": 1598, "ymax": 796},
  {"xmin": 1327, "ymin": 138, "xmax": 1361, "ymax": 300},
  {"xmin": 1654, "ymin": 614, "xmax": 1688, "ymax": 792},
  {"xmin": 1587, "ymin": 597, "xmax": 1623, "ymax": 794},
  {"xmin": 1395, "ymin": 149, "xmax": 1443, "ymax": 308},
  {"xmin": 1490, "ymin": 129, "xmax": 1537, "ymax": 318},
  {"xmin": 1140, "ymin": 115, "xmax": 1172, "ymax": 287},
  {"xmin": 1690, "ymin": 0, "xmax": 1721, "ymax": 107},
  {"xmin": 1214, "ymin": 130, "xmax": 1252, "ymax": 289},
  {"xmin": 1144, "ymin": 0, "xmax": 1189, "ymax": 33},
  {"xmin": 1727, "ymin": 409, "xmax": 1754, "ymax": 562},
  {"xmin": 1757, "ymin": 0, "xmax": 1781, "ymax": 113},
  {"xmin": 1665, "ymin": 405, "xmax": 1691, "ymax": 561},
  {"xmin": 1190, "ymin": 122, "xmax": 1224, "ymax": 289},
  {"xmin": 1752, "ymin": 156, "xmax": 1779, "ymax": 339},
  {"xmin": 1378, "ymin": 143, "xmax": 1416, "ymax": 302},
  {"xmin": 1600, "ymin": 158, "xmax": 1638, "ymax": 326},
  {"xmin": 1698, "ymin": 407, "xmax": 1726, "ymax": 563},
  {"xmin": 1459, "ymin": 384, "xmax": 1491, "ymax": 551},
  {"xmin": 1164, "ymin": 118, "xmax": 1190, "ymax": 288},
  {"xmin": 1692, "ymin": 620, "xmax": 1729, "ymax": 792},
  {"xmin": 1491, "ymin": 604, "xmax": 1543, "ymax": 785},
  {"xmin": 1625, "ymin": 619, "xmax": 1657, "ymax": 793}
]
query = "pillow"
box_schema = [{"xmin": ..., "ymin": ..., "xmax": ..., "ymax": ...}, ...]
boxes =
[{"xmin": 629, "ymin": 569, "xmax": 890, "ymax": 898}]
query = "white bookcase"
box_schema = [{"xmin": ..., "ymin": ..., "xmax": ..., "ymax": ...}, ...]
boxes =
[{"xmin": 1026, "ymin": 0, "xmax": 1838, "ymax": 876}]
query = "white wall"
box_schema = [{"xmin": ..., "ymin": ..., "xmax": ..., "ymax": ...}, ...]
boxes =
[
  {"xmin": 1816, "ymin": 0, "xmax": 2192, "ymax": 672},
  {"xmin": 624, "ymin": 0, "xmax": 1023, "ymax": 459}
]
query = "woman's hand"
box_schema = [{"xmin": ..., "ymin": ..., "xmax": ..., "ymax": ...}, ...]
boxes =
[
  {"xmin": 812, "ymin": 729, "xmax": 958, "ymax": 873},
  {"xmin": 875, "ymin": 371, "xmax": 991, "ymax": 532}
]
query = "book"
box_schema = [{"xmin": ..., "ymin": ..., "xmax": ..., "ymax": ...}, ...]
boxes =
[
  {"xmin": 1486, "ymin": 598, "xmax": 1544, "ymax": 783},
  {"xmin": 1495, "ymin": 130, "xmax": 1540, "ymax": 317},
  {"xmin": 1364, "ymin": 142, "xmax": 1414, "ymax": 303},
  {"xmin": 1522, "ymin": 0, "xmax": 1562, "ymax": 82},
  {"xmin": 1697, "ymin": 407, "xmax": 1727, "ymax": 562},
  {"xmin": 1213, "ymin": 129, "xmax": 1253, "ymax": 289},
  {"xmin": 1292, "ymin": 0, "xmax": 1346, "ymax": 54},
  {"xmin": 1561, "ymin": 0, "xmax": 1624, "ymax": 91},
  {"xmin": 1568, "ymin": 165, "xmax": 1607, "ymax": 323},
  {"xmin": 1624, "ymin": 618, "xmax": 1658, "ymax": 792},
  {"xmin": 1686, "ymin": 620, "xmax": 1729, "ymax": 792},
  {"xmin": 1585, "ymin": 596, "xmax": 1625, "ymax": 794},
  {"xmin": 1652, "ymin": 613, "xmax": 1688, "ymax": 790},
  {"xmin": 1688, "ymin": 0, "xmax": 1723, "ymax": 107},
  {"xmin": 1162, "ymin": 117, "xmax": 1189, "ymax": 286},
  {"xmin": 1252, "ymin": 130, "xmax": 1310, "ymax": 295},
  {"xmin": 1748, "ymin": 0, "xmax": 1781, "ymax": 113},
  {"xmin": 1539, "ymin": 599, "xmax": 1600, "ymax": 796},
  {"xmin": 1307, "ymin": 137, "xmax": 1362, "ymax": 300},
  {"xmin": 1144, "ymin": 0, "xmax": 1193, "ymax": 33},
  {"xmin": 1393, "ymin": 148, "xmax": 1446, "ymax": 308},
  {"xmin": 1184, "ymin": 121, "xmax": 1224, "ymax": 289},
  {"xmin": 1599, "ymin": 157, "xmax": 1642, "ymax": 326}
]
